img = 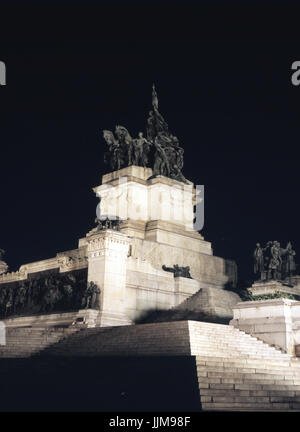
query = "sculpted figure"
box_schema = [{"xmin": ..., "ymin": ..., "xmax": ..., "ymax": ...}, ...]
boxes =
[
  {"xmin": 43, "ymin": 275, "xmax": 62, "ymax": 312},
  {"xmin": 95, "ymin": 217, "xmax": 103, "ymax": 231},
  {"xmin": 282, "ymin": 241, "xmax": 296, "ymax": 279},
  {"xmin": 0, "ymin": 287, "xmax": 6, "ymax": 316},
  {"xmin": 115, "ymin": 125, "xmax": 134, "ymax": 166},
  {"xmin": 132, "ymin": 132, "xmax": 151, "ymax": 167},
  {"xmin": 5, "ymin": 288, "xmax": 14, "ymax": 317},
  {"xmin": 15, "ymin": 281, "xmax": 28, "ymax": 312},
  {"xmin": 82, "ymin": 281, "xmax": 101, "ymax": 310},
  {"xmin": 268, "ymin": 241, "xmax": 282, "ymax": 280},
  {"xmin": 153, "ymin": 138, "xmax": 170, "ymax": 176},
  {"xmin": 253, "ymin": 243, "xmax": 265, "ymax": 280},
  {"xmin": 103, "ymin": 130, "xmax": 123, "ymax": 171},
  {"xmin": 147, "ymin": 110, "xmax": 157, "ymax": 141}
]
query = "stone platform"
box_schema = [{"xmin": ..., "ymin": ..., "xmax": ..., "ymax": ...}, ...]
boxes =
[{"xmin": 249, "ymin": 280, "xmax": 300, "ymax": 299}]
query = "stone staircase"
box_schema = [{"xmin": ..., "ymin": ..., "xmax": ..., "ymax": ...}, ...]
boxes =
[
  {"xmin": 0, "ymin": 327, "xmax": 80, "ymax": 358},
  {"xmin": 188, "ymin": 322, "xmax": 300, "ymax": 411},
  {"xmin": 1, "ymin": 320, "xmax": 300, "ymax": 410},
  {"xmin": 38, "ymin": 320, "xmax": 300, "ymax": 411}
]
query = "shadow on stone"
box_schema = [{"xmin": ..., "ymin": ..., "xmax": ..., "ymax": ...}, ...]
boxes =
[{"xmin": 134, "ymin": 308, "xmax": 230, "ymax": 325}]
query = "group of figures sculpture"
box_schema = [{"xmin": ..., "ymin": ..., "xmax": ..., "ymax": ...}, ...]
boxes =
[
  {"xmin": 94, "ymin": 216, "xmax": 122, "ymax": 232},
  {"xmin": 253, "ymin": 241, "xmax": 297, "ymax": 282},
  {"xmin": 103, "ymin": 84, "xmax": 187, "ymax": 183},
  {"xmin": 0, "ymin": 269, "xmax": 101, "ymax": 319},
  {"xmin": 162, "ymin": 264, "xmax": 192, "ymax": 279}
]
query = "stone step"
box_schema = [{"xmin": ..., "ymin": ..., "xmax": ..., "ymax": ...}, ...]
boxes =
[
  {"xmin": 202, "ymin": 395, "xmax": 300, "ymax": 405},
  {"xmin": 197, "ymin": 364, "xmax": 299, "ymax": 376},
  {"xmin": 196, "ymin": 357, "xmax": 293, "ymax": 367},
  {"xmin": 201, "ymin": 401, "xmax": 294, "ymax": 411},
  {"xmin": 199, "ymin": 388, "xmax": 300, "ymax": 397},
  {"xmin": 198, "ymin": 381, "xmax": 300, "ymax": 391},
  {"xmin": 198, "ymin": 377, "xmax": 300, "ymax": 391}
]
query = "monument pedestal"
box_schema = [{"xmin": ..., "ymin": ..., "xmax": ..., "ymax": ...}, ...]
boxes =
[
  {"xmin": 88, "ymin": 166, "xmax": 240, "ymax": 323},
  {"xmin": 248, "ymin": 280, "xmax": 300, "ymax": 299}
]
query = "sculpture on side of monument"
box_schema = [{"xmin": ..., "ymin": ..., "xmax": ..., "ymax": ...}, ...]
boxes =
[
  {"xmin": 62, "ymin": 274, "xmax": 75, "ymax": 309},
  {"xmin": 0, "ymin": 269, "xmax": 89, "ymax": 319},
  {"xmin": 5, "ymin": 287, "xmax": 14, "ymax": 317},
  {"xmin": 0, "ymin": 287, "xmax": 6, "ymax": 316},
  {"xmin": 81, "ymin": 281, "xmax": 101, "ymax": 310},
  {"xmin": 43, "ymin": 275, "xmax": 63, "ymax": 312},
  {"xmin": 14, "ymin": 281, "xmax": 29, "ymax": 313},
  {"xmin": 162, "ymin": 264, "xmax": 192, "ymax": 279},
  {"xmin": 0, "ymin": 249, "xmax": 8, "ymax": 275},
  {"xmin": 95, "ymin": 216, "xmax": 121, "ymax": 231},
  {"xmin": 253, "ymin": 240, "xmax": 298, "ymax": 283}
]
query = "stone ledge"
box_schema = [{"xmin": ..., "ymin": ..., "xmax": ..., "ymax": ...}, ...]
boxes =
[
  {"xmin": 233, "ymin": 299, "xmax": 298, "ymax": 309},
  {"xmin": 2, "ymin": 309, "xmax": 100, "ymax": 328},
  {"xmin": 102, "ymin": 166, "xmax": 153, "ymax": 184},
  {"xmin": 145, "ymin": 220, "xmax": 204, "ymax": 240}
]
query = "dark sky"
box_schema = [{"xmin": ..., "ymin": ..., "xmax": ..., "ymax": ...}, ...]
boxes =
[{"xmin": 1, "ymin": 0, "xmax": 300, "ymax": 283}]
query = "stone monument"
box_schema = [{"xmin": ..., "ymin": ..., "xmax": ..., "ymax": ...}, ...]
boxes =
[{"xmin": 0, "ymin": 86, "xmax": 240, "ymax": 327}]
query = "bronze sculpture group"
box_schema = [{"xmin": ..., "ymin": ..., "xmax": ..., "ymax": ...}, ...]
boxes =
[
  {"xmin": 103, "ymin": 84, "xmax": 187, "ymax": 183},
  {"xmin": 94, "ymin": 216, "xmax": 121, "ymax": 232},
  {"xmin": 0, "ymin": 269, "xmax": 100, "ymax": 319},
  {"xmin": 253, "ymin": 241, "xmax": 297, "ymax": 282}
]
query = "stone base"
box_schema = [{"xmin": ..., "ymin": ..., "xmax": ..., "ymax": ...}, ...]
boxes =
[
  {"xmin": 2, "ymin": 309, "xmax": 101, "ymax": 329},
  {"xmin": 230, "ymin": 299, "xmax": 300, "ymax": 355},
  {"xmin": 249, "ymin": 280, "xmax": 300, "ymax": 298},
  {"xmin": 95, "ymin": 310, "xmax": 132, "ymax": 327}
]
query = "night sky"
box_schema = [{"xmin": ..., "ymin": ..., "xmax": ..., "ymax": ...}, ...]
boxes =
[{"xmin": 1, "ymin": 0, "xmax": 300, "ymax": 284}]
